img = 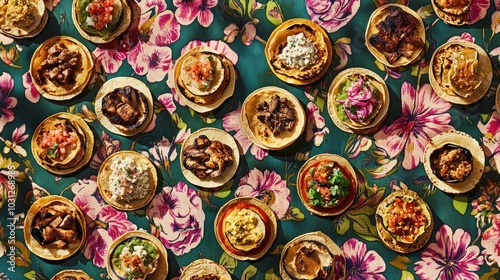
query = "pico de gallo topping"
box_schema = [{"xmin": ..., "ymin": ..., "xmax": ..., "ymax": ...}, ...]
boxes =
[
  {"xmin": 41, "ymin": 128, "xmax": 79, "ymax": 160},
  {"xmin": 86, "ymin": 0, "xmax": 115, "ymax": 30},
  {"xmin": 305, "ymin": 160, "xmax": 351, "ymax": 208},
  {"xmin": 384, "ymin": 196, "xmax": 428, "ymax": 243},
  {"xmin": 186, "ymin": 55, "xmax": 215, "ymax": 90}
]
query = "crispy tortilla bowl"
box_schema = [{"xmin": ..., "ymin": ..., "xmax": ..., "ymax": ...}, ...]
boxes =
[
  {"xmin": 297, "ymin": 153, "xmax": 358, "ymax": 217},
  {"xmin": 375, "ymin": 189, "xmax": 433, "ymax": 254},
  {"xmin": 31, "ymin": 112, "xmax": 94, "ymax": 175},
  {"xmin": 180, "ymin": 127, "xmax": 240, "ymax": 189},
  {"xmin": 51, "ymin": 270, "xmax": 93, "ymax": 280},
  {"xmin": 72, "ymin": 0, "xmax": 132, "ymax": 44},
  {"xmin": 30, "ymin": 36, "xmax": 94, "ymax": 101},
  {"xmin": 214, "ymin": 197, "xmax": 278, "ymax": 261},
  {"xmin": 0, "ymin": 0, "xmax": 47, "ymax": 38},
  {"xmin": 265, "ymin": 18, "xmax": 332, "ymax": 85},
  {"xmin": 174, "ymin": 46, "xmax": 236, "ymax": 113},
  {"xmin": 95, "ymin": 77, "xmax": 154, "ymax": 136},
  {"xmin": 97, "ymin": 150, "xmax": 158, "ymax": 211},
  {"xmin": 280, "ymin": 231, "xmax": 346, "ymax": 280},
  {"xmin": 327, "ymin": 68, "xmax": 390, "ymax": 134},
  {"xmin": 431, "ymin": 0, "xmax": 471, "ymax": 26},
  {"xmin": 24, "ymin": 195, "xmax": 86, "ymax": 261},
  {"xmin": 423, "ymin": 130, "xmax": 484, "ymax": 194},
  {"xmin": 241, "ymin": 86, "xmax": 306, "ymax": 150},
  {"xmin": 429, "ymin": 40, "xmax": 492, "ymax": 105},
  {"xmin": 365, "ymin": 4, "xmax": 425, "ymax": 68},
  {"xmin": 106, "ymin": 230, "xmax": 168, "ymax": 280},
  {"xmin": 180, "ymin": 259, "xmax": 232, "ymax": 280}
]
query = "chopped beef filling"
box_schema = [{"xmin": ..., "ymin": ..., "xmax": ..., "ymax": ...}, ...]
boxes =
[
  {"xmin": 256, "ymin": 94, "xmax": 296, "ymax": 136},
  {"xmin": 430, "ymin": 146, "xmax": 472, "ymax": 181},
  {"xmin": 40, "ymin": 43, "xmax": 81, "ymax": 85},
  {"xmin": 102, "ymin": 86, "xmax": 147, "ymax": 126},
  {"xmin": 368, "ymin": 6, "xmax": 424, "ymax": 64},
  {"xmin": 183, "ymin": 135, "xmax": 234, "ymax": 179}
]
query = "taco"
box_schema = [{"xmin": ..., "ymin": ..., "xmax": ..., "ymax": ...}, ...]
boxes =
[
  {"xmin": 0, "ymin": 0, "xmax": 47, "ymax": 38},
  {"xmin": 242, "ymin": 86, "xmax": 306, "ymax": 150},
  {"xmin": 174, "ymin": 46, "xmax": 236, "ymax": 112},
  {"xmin": 32, "ymin": 113, "xmax": 94, "ymax": 175},
  {"xmin": 265, "ymin": 18, "xmax": 332, "ymax": 85},
  {"xmin": 297, "ymin": 153, "xmax": 358, "ymax": 217},
  {"xmin": 280, "ymin": 231, "xmax": 346, "ymax": 280},
  {"xmin": 214, "ymin": 197, "xmax": 277, "ymax": 261},
  {"xmin": 366, "ymin": 4, "xmax": 425, "ymax": 68},
  {"xmin": 72, "ymin": 0, "xmax": 131, "ymax": 44},
  {"xmin": 51, "ymin": 270, "xmax": 93, "ymax": 280},
  {"xmin": 24, "ymin": 196, "xmax": 86, "ymax": 261},
  {"xmin": 180, "ymin": 259, "xmax": 232, "ymax": 280},
  {"xmin": 327, "ymin": 68, "xmax": 389, "ymax": 134},
  {"xmin": 107, "ymin": 231, "xmax": 168, "ymax": 280},
  {"xmin": 30, "ymin": 36, "xmax": 94, "ymax": 100},
  {"xmin": 97, "ymin": 150, "xmax": 158, "ymax": 211},
  {"xmin": 429, "ymin": 40, "xmax": 492, "ymax": 105},
  {"xmin": 95, "ymin": 77, "xmax": 153, "ymax": 136},
  {"xmin": 432, "ymin": 0, "xmax": 472, "ymax": 25},
  {"xmin": 375, "ymin": 189, "xmax": 433, "ymax": 253},
  {"xmin": 423, "ymin": 130, "xmax": 485, "ymax": 194},
  {"xmin": 180, "ymin": 127, "xmax": 240, "ymax": 189}
]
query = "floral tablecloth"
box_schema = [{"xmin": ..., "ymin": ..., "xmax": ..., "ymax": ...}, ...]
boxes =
[{"xmin": 1, "ymin": 0, "xmax": 500, "ymax": 279}]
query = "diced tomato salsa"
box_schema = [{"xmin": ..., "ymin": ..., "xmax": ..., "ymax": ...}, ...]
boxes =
[
  {"xmin": 41, "ymin": 128, "xmax": 78, "ymax": 160},
  {"xmin": 87, "ymin": 0, "xmax": 115, "ymax": 30},
  {"xmin": 187, "ymin": 59, "xmax": 214, "ymax": 83},
  {"xmin": 385, "ymin": 197, "xmax": 428, "ymax": 243}
]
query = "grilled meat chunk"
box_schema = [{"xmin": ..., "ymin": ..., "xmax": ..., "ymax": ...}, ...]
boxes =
[
  {"xmin": 369, "ymin": 6, "xmax": 423, "ymax": 64},
  {"xmin": 102, "ymin": 86, "xmax": 148, "ymax": 129},
  {"xmin": 40, "ymin": 43, "xmax": 81, "ymax": 85},
  {"xmin": 182, "ymin": 135, "xmax": 234, "ymax": 179},
  {"xmin": 256, "ymin": 94, "xmax": 296, "ymax": 136}
]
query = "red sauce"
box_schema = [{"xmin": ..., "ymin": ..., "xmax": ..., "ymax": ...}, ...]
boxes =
[
  {"xmin": 299, "ymin": 159, "xmax": 356, "ymax": 214},
  {"xmin": 216, "ymin": 201, "xmax": 272, "ymax": 256}
]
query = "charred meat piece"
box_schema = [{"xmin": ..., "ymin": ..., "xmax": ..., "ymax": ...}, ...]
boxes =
[
  {"xmin": 101, "ymin": 86, "xmax": 148, "ymax": 129},
  {"xmin": 31, "ymin": 202, "xmax": 82, "ymax": 248},
  {"xmin": 182, "ymin": 135, "xmax": 234, "ymax": 179},
  {"xmin": 40, "ymin": 43, "xmax": 81, "ymax": 85},
  {"xmin": 256, "ymin": 95, "xmax": 296, "ymax": 136},
  {"xmin": 190, "ymin": 275, "xmax": 221, "ymax": 280},
  {"xmin": 369, "ymin": 6, "xmax": 423, "ymax": 64}
]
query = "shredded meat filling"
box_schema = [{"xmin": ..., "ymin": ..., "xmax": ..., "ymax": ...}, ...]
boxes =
[
  {"xmin": 256, "ymin": 94, "xmax": 296, "ymax": 136},
  {"xmin": 430, "ymin": 146, "xmax": 472, "ymax": 181},
  {"xmin": 183, "ymin": 135, "xmax": 234, "ymax": 179},
  {"xmin": 189, "ymin": 275, "xmax": 221, "ymax": 280},
  {"xmin": 369, "ymin": 6, "xmax": 424, "ymax": 64},
  {"xmin": 40, "ymin": 43, "xmax": 81, "ymax": 85}
]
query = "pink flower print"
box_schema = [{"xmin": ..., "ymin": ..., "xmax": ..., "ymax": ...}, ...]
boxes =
[
  {"xmin": 447, "ymin": 32, "xmax": 475, "ymax": 43},
  {"xmin": 341, "ymin": 238, "xmax": 386, "ymax": 280},
  {"xmin": 414, "ymin": 225, "xmax": 484, "ymax": 280},
  {"xmin": 173, "ymin": 0, "xmax": 217, "ymax": 27},
  {"xmin": 468, "ymin": 0, "xmax": 490, "ymax": 24},
  {"xmin": 128, "ymin": 42, "xmax": 173, "ymax": 82},
  {"xmin": 241, "ymin": 22, "xmax": 257, "ymax": 46},
  {"xmin": 481, "ymin": 214, "xmax": 500, "ymax": 266},
  {"xmin": 1, "ymin": 124, "xmax": 29, "ymax": 157},
  {"xmin": 223, "ymin": 23, "xmax": 239, "ymax": 43},
  {"xmin": 0, "ymin": 34, "xmax": 13, "ymax": 45},
  {"xmin": 90, "ymin": 132, "xmax": 122, "ymax": 169},
  {"xmin": 0, "ymin": 72, "xmax": 17, "ymax": 133},
  {"xmin": 146, "ymin": 182, "xmax": 205, "ymax": 256},
  {"xmin": 22, "ymin": 72, "xmax": 40, "ymax": 103},
  {"xmin": 305, "ymin": 102, "xmax": 329, "ymax": 147},
  {"xmin": 83, "ymin": 228, "xmax": 113, "ymax": 268},
  {"xmin": 150, "ymin": 10, "xmax": 181, "ymax": 46},
  {"xmin": 236, "ymin": 168, "xmax": 291, "ymax": 219},
  {"xmin": 93, "ymin": 40, "xmax": 129, "ymax": 74},
  {"xmin": 222, "ymin": 109, "xmax": 268, "ymax": 160},
  {"xmin": 306, "ymin": 0, "xmax": 360, "ymax": 33},
  {"xmin": 374, "ymin": 82, "xmax": 453, "ymax": 170},
  {"xmin": 158, "ymin": 93, "xmax": 177, "ymax": 115},
  {"xmin": 478, "ymin": 111, "xmax": 500, "ymax": 172},
  {"xmin": 142, "ymin": 128, "xmax": 189, "ymax": 171}
]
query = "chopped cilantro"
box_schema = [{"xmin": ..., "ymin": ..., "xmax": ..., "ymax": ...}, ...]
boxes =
[{"xmin": 46, "ymin": 142, "xmax": 59, "ymax": 158}]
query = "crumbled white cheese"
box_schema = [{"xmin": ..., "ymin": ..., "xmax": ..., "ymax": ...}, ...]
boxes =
[
  {"xmin": 278, "ymin": 32, "xmax": 318, "ymax": 69},
  {"xmin": 108, "ymin": 156, "xmax": 150, "ymax": 202}
]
